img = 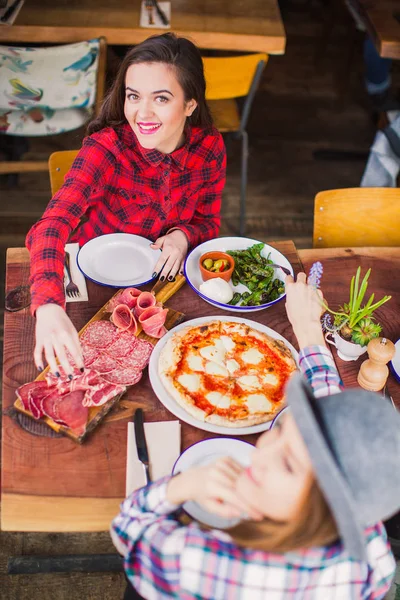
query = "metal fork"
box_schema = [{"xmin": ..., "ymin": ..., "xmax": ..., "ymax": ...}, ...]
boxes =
[
  {"xmin": 269, "ymin": 263, "xmax": 291, "ymax": 276},
  {"xmin": 145, "ymin": 0, "xmax": 154, "ymax": 25},
  {"xmin": 65, "ymin": 252, "xmax": 80, "ymax": 298}
]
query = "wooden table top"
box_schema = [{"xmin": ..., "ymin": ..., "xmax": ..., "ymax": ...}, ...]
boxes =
[
  {"xmin": 0, "ymin": 0, "xmax": 286, "ymax": 53},
  {"xmin": 355, "ymin": 0, "xmax": 400, "ymax": 59},
  {"xmin": 1, "ymin": 240, "xmax": 300, "ymax": 532}
]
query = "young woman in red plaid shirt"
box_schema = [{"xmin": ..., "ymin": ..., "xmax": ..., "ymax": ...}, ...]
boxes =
[{"xmin": 26, "ymin": 33, "xmax": 226, "ymax": 376}]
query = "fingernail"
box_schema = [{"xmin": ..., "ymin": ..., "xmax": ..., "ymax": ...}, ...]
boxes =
[
  {"xmin": 38, "ymin": 366, "xmax": 43, "ymax": 372},
  {"xmin": 68, "ymin": 374, "xmax": 73, "ymax": 381},
  {"xmin": 160, "ymin": 276, "xmax": 165, "ymax": 282},
  {"xmin": 168, "ymin": 275, "xmax": 174, "ymax": 281},
  {"xmin": 55, "ymin": 371, "xmax": 60, "ymax": 378},
  {"xmin": 80, "ymin": 367, "xmax": 85, "ymax": 373},
  {"xmin": 152, "ymin": 272, "xmax": 157, "ymax": 278}
]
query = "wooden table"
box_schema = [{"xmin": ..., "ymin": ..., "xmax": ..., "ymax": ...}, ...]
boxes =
[
  {"xmin": 355, "ymin": 0, "xmax": 400, "ymax": 59},
  {"xmin": 299, "ymin": 246, "xmax": 400, "ymax": 406},
  {"xmin": 0, "ymin": 0, "xmax": 286, "ymax": 54},
  {"xmin": 1, "ymin": 240, "xmax": 299, "ymax": 532}
]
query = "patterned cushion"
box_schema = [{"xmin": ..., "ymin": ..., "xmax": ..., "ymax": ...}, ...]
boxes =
[{"xmin": 0, "ymin": 39, "xmax": 100, "ymax": 136}]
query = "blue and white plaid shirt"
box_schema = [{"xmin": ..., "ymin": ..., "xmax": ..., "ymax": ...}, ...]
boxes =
[{"xmin": 111, "ymin": 346, "xmax": 395, "ymax": 599}]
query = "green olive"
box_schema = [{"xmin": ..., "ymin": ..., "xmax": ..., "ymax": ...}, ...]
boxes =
[
  {"xmin": 213, "ymin": 259, "xmax": 229, "ymax": 271},
  {"xmin": 203, "ymin": 258, "xmax": 214, "ymax": 270}
]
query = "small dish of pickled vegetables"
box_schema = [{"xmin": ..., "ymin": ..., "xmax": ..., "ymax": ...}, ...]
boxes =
[{"xmin": 184, "ymin": 237, "xmax": 294, "ymax": 313}]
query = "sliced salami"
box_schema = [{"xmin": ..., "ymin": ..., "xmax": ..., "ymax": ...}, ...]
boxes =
[
  {"xmin": 117, "ymin": 340, "xmax": 153, "ymax": 370},
  {"xmin": 106, "ymin": 331, "xmax": 139, "ymax": 358},
  {"xmin": 135, "ymin": 291, "xmax": 157, "ymax": 316},
  {"xmin": 82, "ymin": 343, "xmax": 99, "ymax": 367},
  {"xmin": 102, "ymin": 367, "xmax": 143, "ymax": 386},
  {"xmin": 139, "ymin": 306, "xmax": 168, "ymax": 339},
  {"xmin": 80, "ymin": 320, "xmax": 118, "ymax": 349},
  {"xmin": 90, "ymin": 354, "xmax": 119, "ymax": 374}
]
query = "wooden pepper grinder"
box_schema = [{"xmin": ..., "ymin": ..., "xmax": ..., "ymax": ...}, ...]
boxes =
[{"xmin": 357, "ymin": 337, "xmax": 396, "ymax": 391}]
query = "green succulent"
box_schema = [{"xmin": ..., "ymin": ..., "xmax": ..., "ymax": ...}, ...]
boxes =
[{"xmin": 350, "ymin": 318, "xmax": 382, "ymax": 346}]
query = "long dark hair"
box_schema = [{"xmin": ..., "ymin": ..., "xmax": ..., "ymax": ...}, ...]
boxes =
[{"xmin": 88, "ymin": 33, "xmax": 213, "ymax": 134}]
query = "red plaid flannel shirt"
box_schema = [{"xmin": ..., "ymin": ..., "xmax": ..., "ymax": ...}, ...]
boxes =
[{"xmin": 26, "ymin": 123, "xmax": 226, "ymax": 314}]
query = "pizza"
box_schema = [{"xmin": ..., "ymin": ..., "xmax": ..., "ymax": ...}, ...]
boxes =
[{"xmin": 158, "ymin": 320, "xmax": 297, "ymax": 427}]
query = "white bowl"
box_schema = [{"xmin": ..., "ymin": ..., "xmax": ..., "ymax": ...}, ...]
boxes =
[{"xmin": 184, "ymin": 236, "xmax": 293, "ymax": 313}]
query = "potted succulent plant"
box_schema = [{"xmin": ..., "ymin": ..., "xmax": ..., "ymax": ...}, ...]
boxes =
[{"xmin": 323, "ymin": 267, "xmax": 391, "ymax": 361}]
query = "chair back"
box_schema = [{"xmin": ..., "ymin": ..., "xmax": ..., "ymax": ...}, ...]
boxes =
[
  {"xmin": 313, "ymin": 188, "xmax": 400, "ymax": 248},
  {"xmin": 203, "ymin": 54, "xmax": 267, "ymax": 131},
  {"xmin": 0, "ymin": 38, "xmax": 106, "ymax": 137},
  {"xmin": 49, "ymin": 150, "xmax": 79, "ymax": 195}
]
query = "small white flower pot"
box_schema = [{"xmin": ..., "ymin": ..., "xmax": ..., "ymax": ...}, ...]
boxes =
[{"xmin": 325, "ymin": 332, "xmax": 368, "ymax": 361}]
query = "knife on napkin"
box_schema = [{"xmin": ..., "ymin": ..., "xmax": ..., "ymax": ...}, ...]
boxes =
[{"xmin": 134, "ymin": 408, "xmax": 151, "ymax": 484}]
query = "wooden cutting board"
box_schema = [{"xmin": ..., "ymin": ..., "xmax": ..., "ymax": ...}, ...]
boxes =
[{"xmin": 13, "ymin": 276, "xmax": 186, "ymax": 443}]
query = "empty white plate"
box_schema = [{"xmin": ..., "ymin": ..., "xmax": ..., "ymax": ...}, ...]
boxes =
[
  {"xmin": 77, "ymin": 233, "xmax": 161, "ymax": 287},
  {"xmin": 172, "ymin": 437, "xmax": 254, "ymax": 529}
]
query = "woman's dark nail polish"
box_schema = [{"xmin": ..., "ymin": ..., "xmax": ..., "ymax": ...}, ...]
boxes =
[
  {"xmin": 160, "ymin": 276, "xmax": 165, "ymax": 282},
  {"xmin": 168, "ymin": 275, "xmax": 174, "ymax": 281},
  {"xmin": 80, "ymin": 367, "xmax": 85, "ymax": 373},
  {"xmin": 38, "ymin": 366, "xmax": 43, "ymax": 372},
  {"xmin": 68, "ymin": 374, "xmax": 73, "ymax": 381},
  {"xmin": 55, "ymin": 371, "xmax": 60, "ymax": 378},
  {"xmin": 152, "ymin": 272, "xmax": 157, "ymax": 278}
]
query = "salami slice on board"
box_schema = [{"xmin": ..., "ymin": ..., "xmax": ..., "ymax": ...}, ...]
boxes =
[
  {"xmin": 80, "ymin": 320, "xmax": 118, "ymax": 348},
  {"xmin": 90, "ymin": 354, "xmax": 119, "ymax": 374},
  {"xmin": 102, "ymin": 367, "xmax": 142, "ymax": 386},
  {"xmin": 106, "ymin": 331, "xmax": 139, "ymax": 358}
]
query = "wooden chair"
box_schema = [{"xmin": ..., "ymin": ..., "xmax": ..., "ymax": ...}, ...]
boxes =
[
  {"xmin": 313, "ymin": 188, "xmax": 400, "ymax": 248},
  {"xmin": 0, "ymin": 38, "xmax": 106, "ymax": 179},
  {"xmin": 49, "ymin": 149, "xmax": 79, "ymax": 195},
  {"xmin": 202, "ymin": 53, "xmax": 268, "ymax": 236}
]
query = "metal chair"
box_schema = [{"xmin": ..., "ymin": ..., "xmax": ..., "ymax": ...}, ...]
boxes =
[
  {"xmin": 0, "ymin": 37, "xmax": 106, "ymax": 181},
  {"xmin": 313, "ymin": 187, "xmax": 400, "ymax": 247},
  {"xmin": 202, "ymin": 53, "xmax": 268, "ymax": 236}
]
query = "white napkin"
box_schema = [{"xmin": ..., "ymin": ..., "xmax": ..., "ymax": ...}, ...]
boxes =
[
  {"xmin": 126, "ymin": 420, "xmax": 181, "ymax": 496},
  {"xmin": 139, "ymin": 1, "xmax": 171, "ymax": 29},
  {"xmin": 64, "ymin": 242, "xmax": 88, "ymax": 303}
]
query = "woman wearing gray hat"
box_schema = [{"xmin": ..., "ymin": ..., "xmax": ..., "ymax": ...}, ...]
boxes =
[{"xmin": 112, "ymin": 273, "xmax": 400, "ymax": 600}]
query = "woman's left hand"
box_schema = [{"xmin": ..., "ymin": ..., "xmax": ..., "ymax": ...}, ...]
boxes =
[{"xmin": 151, "ymin": 230, "xmax": 189, "ymax": 281}]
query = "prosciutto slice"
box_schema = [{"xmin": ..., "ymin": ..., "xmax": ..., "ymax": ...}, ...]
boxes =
[
  {"xmin": 16, "ymin": 381, "xmax": 48, "ymax": 412},
  {"xmin": 56, "ymin": 390, "xmax": 89, "ymax": 437},
  {"xmin": 135, "ymin": 292, "xmax": 157, "ymax": 317},
  {"xmin": 107, "ymin": 287, "xmax": 142, "ymax": 311},
  {"xmin": 111, "ymin": 304, "xmax": 138, "ymax": 335},
  {"xmin": 85, "ymin": 382, "xmax": 126, "ymax": 407},
  {"xmin": 139, "ymin": 306, "xmax": 168, "ymax": 338}
]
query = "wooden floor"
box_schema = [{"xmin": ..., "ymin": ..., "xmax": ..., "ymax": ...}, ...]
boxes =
[{"xmin": 1, "ymin": 2, "xmax": 399, "ymax": 598}]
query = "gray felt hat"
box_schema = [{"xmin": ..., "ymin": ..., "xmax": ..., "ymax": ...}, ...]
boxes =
[{"xmin": 286, "ymin": 372, "xmax": 400, "ymax": 561}]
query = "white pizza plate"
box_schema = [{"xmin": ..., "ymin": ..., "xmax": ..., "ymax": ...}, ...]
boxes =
[
  {"xmin": 183, "ymin": 236, "xmax": 294, "ymax": 313},
  {"xmin": 149, "ymin": 315, "xmax": 299, "ymax": 436},
  {"xmin": 77, "ymin": 233, "xmax": 161, "ymax": 288},
  {"xmin": 389, "ymin": 339, "xmax": 400, "ymax": 384},
  {"xmin": 172, "ymin": 437, "xmax": 254, "ymax": 529}
]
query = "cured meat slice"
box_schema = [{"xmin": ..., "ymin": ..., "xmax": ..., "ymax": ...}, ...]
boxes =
[
  {"xmin": 106, "ymin": 331, "xmax": 139, "ymax": 358},
  {"xmin": 107, "ymin": 287, "xmax": 141, "ymax": 311},
  {"xmin": 117, "ymin": 338, "xmax": 153, "ymax": 370},
  {"xmin": 102, "ymin": 367, "xmax": 143, "ymax": 386},
  {"xmin": 111, "ymin": 304, "xmax": 138, "ymax": 334},
  {"xmin": 135, "ymin": 292, "xmax": 157, "ymax": 316},
  {"xmin": 16, "ymin": 381, "xmax": 49, "ymax": 412},
  {"xmin": 139, "ymin": 306, "xmax": 168, "ymax": 339},
  {"xmin": 90, "ymin": 354, "xmax": 118, "ymax": 374},
  {"xmin": 85, "ymin": 382, "xmax": 126, "ymax": 407},
  {"xmin": 41, "ymin": 390, "xmax": 69, "ymax": 426},
  {"xmin": 80, "ymin": 320, "xmax": 118, "ymax": 349},
  {"xmin": 56, "ymin": 390, "xmax": 89, "ymax": 436},
  {"xmin": 46, "ymin": 366, "xmax": 82, "ymax": 388},
  {"xmin": 82, "ymin": 343, "xmax": 98, "ymax": 367}
]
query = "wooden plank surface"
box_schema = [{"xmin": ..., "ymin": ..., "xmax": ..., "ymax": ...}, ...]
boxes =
[
  {"xmin": 355, "ymin": 0, "xmax": 400, "ymax": 59},
  {"xmin": 0, "ymin": 0, "xmax": 286, "ymax": 54},
  {"xmin": 299, "ymin": 247, "xmax": 400, "ymax": 406},
  {"xmin": 1, "ymin": 240, "xmax": 300, "ymax": 532}
]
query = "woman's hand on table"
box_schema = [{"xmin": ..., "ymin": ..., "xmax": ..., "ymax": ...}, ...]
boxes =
[
  {"xmin": 285, "ymin": 272, "xmax": 326, "ymax": 349},
  {"xmin": 166, "ymin": 457, "xmax": 263, "ymax": 521},
  {"xmin": 151, "ymin": 230, "xmax": 189, "ymax": 281},
  {"xmin": 34, "ymin": 304, "xmax": 84, "ymax": 375}
]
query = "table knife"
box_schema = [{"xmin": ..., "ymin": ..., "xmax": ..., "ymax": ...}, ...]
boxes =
[
  {"xmin": 1, "ymin": 0, "xmax": 23, "ymax": 23},
  {"xmin": 134, "ymin": 409, "xmax": 151, "ymax": 483},
  {"xmin": 152, "ymin": 0, "xmax": 169, "ymax": 26}
]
